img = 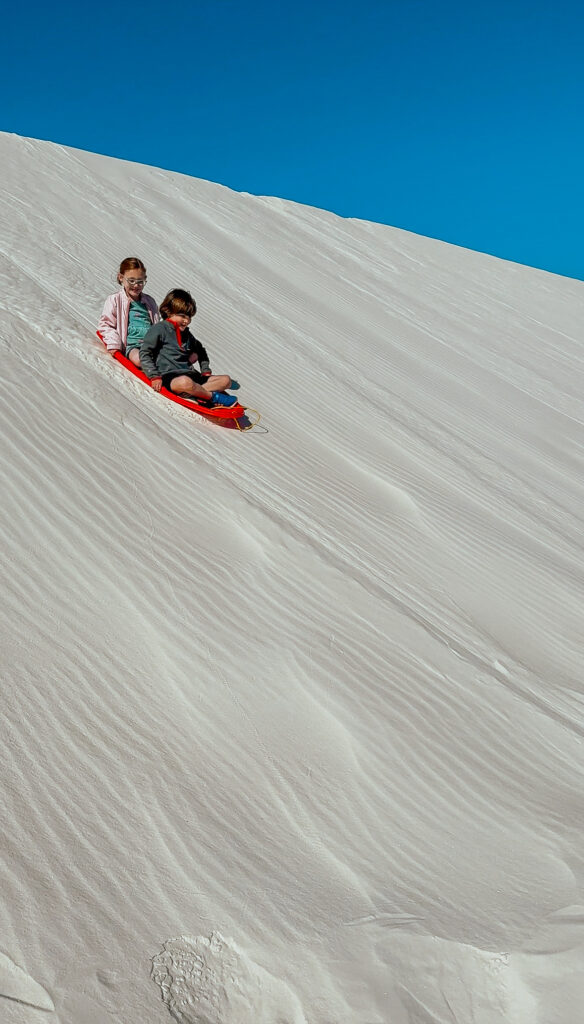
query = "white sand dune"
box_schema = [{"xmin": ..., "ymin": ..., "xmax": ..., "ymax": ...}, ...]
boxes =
[{"xmin": 0, "ymin": 130, "xmax": 583, "ymax": 1023}]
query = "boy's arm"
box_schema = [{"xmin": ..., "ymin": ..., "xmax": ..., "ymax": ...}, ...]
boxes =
[
  {"xmin": 188, "ymin": 334, "xmax": 211, "ymax": 375},
  {"xmin": 140, "ymin": 323, "xmax": 164, "ymax": 380}
]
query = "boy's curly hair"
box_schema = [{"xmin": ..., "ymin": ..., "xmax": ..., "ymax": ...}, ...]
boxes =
[{"xmin": 159, "ymin": 289, "xmax": 197, "ymax": 319}]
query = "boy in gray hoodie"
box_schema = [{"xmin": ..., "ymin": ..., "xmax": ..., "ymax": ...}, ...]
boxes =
[{"xmin": 140, "ymin": 289, "xmax": 236, "ymax": 407}]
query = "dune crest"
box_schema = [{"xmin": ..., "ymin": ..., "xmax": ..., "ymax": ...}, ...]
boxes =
[{"xmin": 0, "ymin": 952, "xmax": 54, "ymax": 1012}]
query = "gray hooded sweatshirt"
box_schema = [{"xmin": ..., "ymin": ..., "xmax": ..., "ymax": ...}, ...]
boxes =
[{"xmin": 140, "ymin": 320, "xmax": 211, "ymax": 380}]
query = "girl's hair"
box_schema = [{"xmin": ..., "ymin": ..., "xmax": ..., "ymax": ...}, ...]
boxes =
[
  {"xmin": 118, "ymin": 256, "xmax": 146, "ymax": 280},
  {"xmin": 159, "ymin": 289, "xmax": 197, "ymax": 319}
]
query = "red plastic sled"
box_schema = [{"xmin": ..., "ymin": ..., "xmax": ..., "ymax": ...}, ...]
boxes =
[{"xmin": 97, "ymin": 332, "xmax": 254, "ymax": 429}]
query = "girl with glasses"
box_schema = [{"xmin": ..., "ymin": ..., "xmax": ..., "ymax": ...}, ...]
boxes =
[{"xmin": 98, "ymin": 257, "xmax": 160, "ymax": 366}]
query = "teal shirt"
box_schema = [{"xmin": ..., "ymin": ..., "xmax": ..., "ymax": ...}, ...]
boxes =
[{"xmin": 126, "ymin": 300, "xmax": 151, "ymax": 350}]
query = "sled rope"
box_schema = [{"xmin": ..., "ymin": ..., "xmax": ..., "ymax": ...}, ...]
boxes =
[{"xmin": 237, "ymin": 408, "xmax": 261, "ymax": 431}]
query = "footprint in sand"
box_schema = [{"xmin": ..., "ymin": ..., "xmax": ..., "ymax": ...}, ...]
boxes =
[
  {"xmin": 151, "ymin": 932, "xmax": 306, "ymax": 1024},
  {"xmin": 0, "ymin": 951, "xmax": 54, "ymax": 1012}
]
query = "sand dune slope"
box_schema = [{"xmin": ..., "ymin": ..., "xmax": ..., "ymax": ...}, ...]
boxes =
[{"xmin": 1, "ymin": 132, "xmax": 584, "ymax": 1023}]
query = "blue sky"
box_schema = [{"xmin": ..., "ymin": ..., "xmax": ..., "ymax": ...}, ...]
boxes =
[{"xmin": 3, "ymin": 0, "xmax": 583, "ymax": 280}]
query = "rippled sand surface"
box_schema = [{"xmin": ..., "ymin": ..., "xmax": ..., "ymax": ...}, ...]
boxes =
[{"xmin": 1, "ymin": 131, "xmax": 583, "ymax": 1023}]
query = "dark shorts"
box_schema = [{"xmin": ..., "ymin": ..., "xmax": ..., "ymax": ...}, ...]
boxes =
[{"xmin": 161, "ymin": 369, "xmax": 205, "ymax": 390}]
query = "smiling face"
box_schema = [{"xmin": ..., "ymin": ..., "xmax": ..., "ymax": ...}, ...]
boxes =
[
  {"xmin": 119, "ymin": 271, "xmax": 147, "ymax": 300},
  {"xmin": 168, "ymin": 312, "xmax": 192, "ymax": 329}
]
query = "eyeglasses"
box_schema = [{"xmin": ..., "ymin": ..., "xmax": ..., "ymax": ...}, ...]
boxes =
[{"xmin": 125, "ymin": 277, "xmax": 146, "ymax": 286}]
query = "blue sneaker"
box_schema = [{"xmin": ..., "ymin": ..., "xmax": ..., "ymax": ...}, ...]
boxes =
[
  {"xmin": 229, "ymin": 379, "xmax": 241, "ymax": 390},
  {"xmin": 211, "ymin": 391, "xmax": 238, "ymax": 408}
]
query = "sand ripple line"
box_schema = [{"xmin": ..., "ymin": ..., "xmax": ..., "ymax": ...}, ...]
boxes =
[
  {"xmin": 151, "ymin": 933, "xmax": 306, "ymax": 1024},
  {"xmin": 0, "ymin": 952, "xmax": 54, "ymax": 1011}
]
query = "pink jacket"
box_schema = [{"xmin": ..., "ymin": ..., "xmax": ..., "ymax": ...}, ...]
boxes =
[{"xmin": 98, "ymin": 289, "xmax": 160, "ymax": 352}]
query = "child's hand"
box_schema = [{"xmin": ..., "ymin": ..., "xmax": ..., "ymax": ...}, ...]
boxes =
[{"xmin": 151, "ymin": 377, "xmax": 163, "ymax": 392}]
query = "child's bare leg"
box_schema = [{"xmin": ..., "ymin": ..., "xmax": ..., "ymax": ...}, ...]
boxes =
[
  {"xmin": 128, "ymin": 349, "xmax": 141, "ymax": 367},
  {"xmin": 169, "ymin": 375, "xmax": 210, "ymax": 400},
  {"xmin": 200, "ymin": 374, "xmax": 231, "ymax": 394}
]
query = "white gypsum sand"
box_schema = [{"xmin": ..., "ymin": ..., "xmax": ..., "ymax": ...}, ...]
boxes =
[{"xmin": 0, "ymin": 131, "xmax": 583, "ymax": 1024}]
